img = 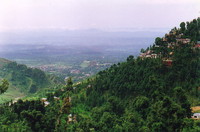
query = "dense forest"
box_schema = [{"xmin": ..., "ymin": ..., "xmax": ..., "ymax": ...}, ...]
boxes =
[{"xmin": 0, "ymin": 18, "xmax": 200, "ymax": 131}]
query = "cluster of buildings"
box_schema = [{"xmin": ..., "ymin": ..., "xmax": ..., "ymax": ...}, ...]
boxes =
[
  {"xmin": 32, "ymin": 64, "xmax": 69, "ymax": 73},
  {"xmin": 70, "ymin": 69, "xmax": 81, "ymax": 74},
  {"xmin": 139, "ymin": 29, "xmax": 200, "ymax": 67},
  {"xmin": 176, "ymin": 38, "xmax": 191, "ymax": 44},
  {"xmin": 139, "ymin": 50, "xmax": 158, "ymax": 59},
  {"xmin": 163, "ymin": 31, "xmax": 191, "ymax": 46},
  {"xmin": 41, "ymin": 96, "xmax": 76, "ymax": 123},
  {"xmin": 41, "ymin": 96, "xmax": 60, "ymax": 107}
]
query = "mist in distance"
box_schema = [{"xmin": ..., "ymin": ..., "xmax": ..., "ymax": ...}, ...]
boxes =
[
  {"xmin": 0, "ymin": 0, "xmax": 199, "ymax": 69},
  {"xmin": 0, "ymin": 0, "xmax": 199, "ymax": 32}
]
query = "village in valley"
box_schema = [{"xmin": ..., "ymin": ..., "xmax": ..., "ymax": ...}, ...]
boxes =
[
  {"xmin": 30, "ymin": 60, "xmax": 112, "ymax": 82},
  {"xmin": 10, "ymin": 26, "xmax": 199, "ymax": 124},
  {"xmin": 31, "ymin": 24, "xmax": 200, "ymax": 122}
]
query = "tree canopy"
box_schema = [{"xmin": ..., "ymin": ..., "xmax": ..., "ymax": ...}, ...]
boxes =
[{"xmin": 0, "ymin": 79, "xmax": 9, "ymax": 94}]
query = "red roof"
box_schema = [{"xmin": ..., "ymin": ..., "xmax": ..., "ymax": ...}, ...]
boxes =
[
  {"xmin": 195, "ymin": 44, "xmax": 200, "ymax": 48},
  {"xmin": 163, "ymin": 60, "xmax": 173, "ymax": 66}
]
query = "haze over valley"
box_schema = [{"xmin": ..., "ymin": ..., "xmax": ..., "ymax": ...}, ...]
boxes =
[{"xmin": 0, "ymin": 29, "xmax": 164, "ymax": 81}]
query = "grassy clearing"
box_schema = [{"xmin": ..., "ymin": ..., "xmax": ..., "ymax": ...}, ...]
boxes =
[
  {"xmin": 80, "ymin": 61, "xmax": 90, "ymax": 68},
  {"xmin": 71, "ymin": 104, "xmax": 91, "ymax": 119},
  {"xmin": 0, "ymin": 87, "xmax": 25, "ymax": 104}
]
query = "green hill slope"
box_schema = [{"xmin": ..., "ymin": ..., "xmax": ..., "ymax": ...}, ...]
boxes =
[
  {"xmin": 64, "ymin": 18, "xmax": 200, "ymax": 131},
  {"xmin": 0, "ymin": 18, "xmax": 199, "ymax": 131},
  {"xmin": 0, "ymin": 58, "xmax": 63, "ymax": 103}
]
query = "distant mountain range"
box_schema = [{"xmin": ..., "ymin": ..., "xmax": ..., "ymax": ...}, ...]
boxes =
[{"xmin": 0, "ymin": 29, "xmax": 165, "ymax": 45}]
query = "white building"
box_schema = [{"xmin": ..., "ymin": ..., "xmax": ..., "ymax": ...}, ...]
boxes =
[{"xmin": 192, "ymin": 113, "xmax": 200, "ymax": 119}]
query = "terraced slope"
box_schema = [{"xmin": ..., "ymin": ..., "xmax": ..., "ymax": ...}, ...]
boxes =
[{"xmin": 0, "ymin": 58, "xmax": 63, "ymax": 103}]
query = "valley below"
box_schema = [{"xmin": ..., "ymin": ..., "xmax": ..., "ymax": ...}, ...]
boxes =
[{"xmin": 0, "ymin": 30, "xmax": 160, "ymax": 82}]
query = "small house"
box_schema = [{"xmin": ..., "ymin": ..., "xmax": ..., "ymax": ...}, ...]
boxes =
[
  {"xmin": 151, "ymin": 54, "xmax": 158, "ymax": 59},
  {"xmin": 44, "ymin": 101, "xmax": 50, "ymax": 107},
  {"xmin": 68, "ymin": 114, "xmax": 73, "ymax": 123},
  {"xmin": 176, "ymin": 38, "xmax": 191, "ymax": 44},
  {"xmin": 139, "ymin": 53, "xmax": 146, "ymax": 58},
  {"xmin": 192, "ymin": 113, "xmax": 200, "ymax": 119},
  {"xmin": 169, "ymin": 52, "xmax": 173, "ymax": 55},
  {"xmin": 163, "ymin": 59, "xmax": 173, "ymax": 66},
  {"xmin": 67, "ymin": 114, "xmax": 77, "ymax": 123},
  {"xmin": 146, "ymin": 55, "xmax": 152, "ymax": 58},
  {"xmin": 87, "ymin": 84, "xmax": 91, "ymax": 88},
  {"xmin": 41, "ymin": 98, "xmax": 47, "ymax": 102},
  {"xmin": 54, "ymin": 96, "xmax": 60, "ymax": 101},
  {"xmin": 194, "ymin": 44, "xmax": 200, "ymax": 48},
  {"xmin": 195, "ymin": 41, "xmax": 200, "ymax": 48}
]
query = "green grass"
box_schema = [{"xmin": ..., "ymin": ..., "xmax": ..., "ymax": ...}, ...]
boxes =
[
  {"xmin": 80, "ymin": 61, "xmax": 90, "ymax": 68},
  {"xmin": 71, "ymin": 104, "xmax": 91, "ymax": 119},
  {"xmin": 0, "ymin": 58, "xmax": 60, "ymax": 104},
  {"xmin": 0, "ymin": 86, "xmax": 25, "ymax": 103}
]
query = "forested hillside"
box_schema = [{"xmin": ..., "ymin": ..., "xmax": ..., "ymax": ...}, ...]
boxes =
[
  {"xmin": 0, "ymin": 58, "xmax": 63, "ymax": 103},
  {"xmin": 0, "ymin": 18, "xmax": 199, "ymax": 131}
]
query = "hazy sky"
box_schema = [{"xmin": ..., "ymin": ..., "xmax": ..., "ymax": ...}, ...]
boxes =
[{"xmin": 0, "ymin": 0, "xmax": 199, "ymax": 31}]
